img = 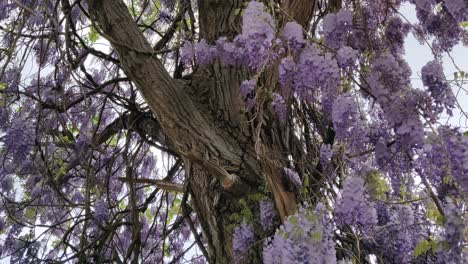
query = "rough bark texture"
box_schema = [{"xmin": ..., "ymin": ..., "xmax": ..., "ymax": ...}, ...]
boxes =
[{"xmin": 88, "ymin": 0, "xmax": 317, "ymax": 262}]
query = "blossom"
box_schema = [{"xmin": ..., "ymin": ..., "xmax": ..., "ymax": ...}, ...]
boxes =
[
  {"xmin": 336, "ymin": 46, "xmax": 358, "ymax": 69},
  {"xmin": 321, "ymin": 9, "xmax": 353, "ymax": 49},
  {"xmin": 239, "ymin": 1, "xmax": 276, "ymax": 69},
  {"xmin": 180, "ymin": 41, "xmax": 195, "ymax": 64},
  {"xmin": 295, "ymin": 44, "xmax": 340, "ymax": 106},
  {"xmin": 444, "ymin": 0, "xmax": 468, "ymax": 23},
  {"xmin": 71, "ymin": 191, "xmax": 85, "ymax": 204},
  {"xmin": 195, "ymin": 39, "xmax": 216, "ymax": 65},
  {"xmin": 384, "ymin": 16, "xmax": 410, "ymax": 55},
  {"xmin": 263, "ymin": 204, "xmax": 337, "ymax": 264},
  {"xmin": 421, "ymin": 60, "xmax": 455, "ymax": 115},
  {"xmin": 436, "ymin": 198, "xmax": 465, "ymax": 263},
  {"xmin": 283, "ymin": 167, "xmax": 302, "ymax": 187},
  {"xmin": 332, "ymin": 94, "xmax": 368, "ymax": 152},
  {"xmin": 240, "ymin": 79, "xmax": 256, "ymax": 97},
  {"xmin": 4, "ymin": 116, "xmax": 36, "ymax": 163},
  {"xmin": 232, "ymin": 222, "xmax": 255, "ymax": 260},
  {"xmin": 0, "ymin": 175, "xmax": 14, "ymax": 193},
  {"xmin": 271, "ymin": 93, "xmax": 287, "ymax": 121},
  {"xmin": 259, "ymin": 199, "xmax": 277, "ymax": 230},
  {"xmin": 242, "ymin": 1, "xmax": 275, "ymax": 43},
  {"xmin": 94, "ymin": 198, "xmax": 109, "ymax": 223},
  {"xmin": 320, "ymin": 144, "xmax": 333, "ymax": 165},
  {"xmin": 279, "ymin": 56, "xmax": 297, "ymax": 95},
  {"xmin": 335, "ymin": 175, "xmax": 378, "ymax": 227},
  {"xmin": 283, "ymin": 22, "xmax": 304, "ymax": 51}
]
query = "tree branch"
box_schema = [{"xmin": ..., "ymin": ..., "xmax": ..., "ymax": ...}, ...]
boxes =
[
  {"xmin": 118, "ymin": 177, "xmax": 184, "ymax": 193},
  {"xmin": 283, "ymin": 0, "xmax": 317, "ymax": 28},
  {"xmin": 88, "ymin": 0, "xmax": 260, "ymax": 192}
]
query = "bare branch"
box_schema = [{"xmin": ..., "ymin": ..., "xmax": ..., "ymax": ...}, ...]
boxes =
[{"xmin": 118, "ymin": 177, "xmax": 184, "ymax": 193}]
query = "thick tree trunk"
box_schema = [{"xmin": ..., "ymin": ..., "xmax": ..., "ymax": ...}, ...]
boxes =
[{"xmin": 88, "ymin": 0, "xmax": 317, "ymax": 262}]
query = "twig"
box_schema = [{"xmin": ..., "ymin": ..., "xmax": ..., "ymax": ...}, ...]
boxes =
[{"xmin": 118, "ymin": 177, "xmax": 184, "ymax": 193}]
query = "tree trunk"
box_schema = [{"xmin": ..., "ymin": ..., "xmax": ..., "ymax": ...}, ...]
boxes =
[{"xmin": 88, "ymin": 0, "xmax": 317, "ymax": 262}]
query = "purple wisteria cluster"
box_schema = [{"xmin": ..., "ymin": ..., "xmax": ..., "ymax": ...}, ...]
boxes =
[
  {"xmin": 331, "ymin": 94, "xmax": 368, "ymax": 152},
  {"xmin": 418, "ymin": 127, "xmax": 468, "ymax": 196},
  {"xmin": 365, "ymin": 204, "xmax": 425, "ymax": 263},
  {"xmin": 271, "ymin": 93, "xmax": 287, "ymax": 122},
  {"xmin": 232, "ymin": 221, "xmax": 256, "ymax": 261},
  {"xmin": 319, "ymin": 144, "xmax": 333, "ymax": 166},
  {"xmin": 294, "ymin": 44, "xmax": 341, "ymax": 112},
  {"xmin": 321, "ymin": 9, "xmax": 353, "ymax": 49},
  {"xmin": 335, "ymin": 46, "xmax": 358, "ymax": 69},
  {"xmin": 239, "ymin": 79, "xmax": 257, "ymax": 110},
  {"xmin": 436, "ymin": 198, "xmax": 466, "ymax": 263},
  {"xmin": 384, "ymin": 16, "xmax": 411, "ymax": 55},
  {"xmin": 259, "ymin": 199, "xmax": 278, "ymax": 231},
  {"xmin": 365, "ymin": 53, "xmax": 425, "ymax": 148},
  {"xmin": 283, "ymin": 167, "xmax": 302, "ymax": 188},
  {"xmin": 0, "ymin": 175, "xmax": 14, "ymax": 194},
  {"xmin": 278, "ymin": 56, "xmax": 296, "ymax": 96},
  {"xmin": 94, "ymin": 198, "xmax": 110, "ymax": 224},
  {"xmin": 3, "ymin": 115, "xmax": 36, "ymax": 164},
  {"xmin": 183, "ymin": 2, "xmax": 346, "ymax": 118},
  {"xmin": 421, "ymin": 60, "xmax": 456, "ymax": 116},
  {"xmin": 282, "ymin": 22, "xmax": 305, "ymax": 52},
  {"xmin": 182, "ymin": 1, "xmax": 276, "ymax": 70},
  {"xmin": 335, "ymin": 174, "xmax": 378, "ymax": 227},
  {"xmin": 411, "ymin": 0, "xmax": 467, "ymax": 52},
  {"xmin": 1, "ymin": 67, "xmax": 21, "ymax": 92},
  {"xmin": 444, "ymin": 0, "xmax": 468, "ymax": 23},
  {"xmin": 263, "ymin": 204, "xmax": 338, "ymax": 264}
]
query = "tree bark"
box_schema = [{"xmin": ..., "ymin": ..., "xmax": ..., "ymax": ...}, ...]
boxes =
[{"xmin": 88, "ymin": 0, "xmax": 317, "ymax": 262}]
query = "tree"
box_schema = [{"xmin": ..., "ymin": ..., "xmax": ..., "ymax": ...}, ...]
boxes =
[{"xmin": 0, "ymin": 0, "xmax": 466, "ymax": 263}]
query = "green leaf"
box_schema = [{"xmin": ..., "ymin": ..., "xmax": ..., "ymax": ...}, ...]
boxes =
[
  {"xmin": 228, "ymin": 213, "xmax": 242, "ymax": 223},
  {"xmin": 55, "ymin": 163, "xmax": 68, "ymax": 179},
  {"xmin": 24, "ymin": 207, "xmax": 37, "ymax": 220},
  {"xmin": 288, "ymin": 215, "xmax": 298, "ymax": 226},
  {"xmin": 247, "ymin": 193, "xmax": 265, "ymax": 202},
  {"xmin": 163, "ymin": 243, "xmax": 171, "ymax": 257},
  {"xmin": 454, "ymin": 71, "xmax": 466, "ymax": 80},
  {"xmin": 105, "ymin": 135, "xmax": 119, "ymax": 147},
  {"xmin": 426, "ymin": 202, "xmax": 444, "ymax": 225},
  {"xmin": 240, "ymin": 206, "xmax": 253, "ymax": 222},
  {"xmin": 143, "ymin": 1, "xmax": 160, "ymax": 24},
  {"xmin": 399, "ymin": 184, "xmax": 408, "ymax": 201},
  {"xmin": 167, "ymin": 195, "xmax": 181, "ymax": 222},
  {"xmin": 311, "ymin": 230, "xmax": 322, "ymax": 241},
  {"xmin": 145, "ymin": 208, "xmax": 153, "ymax": 220},
  {"xmin": 88, "ymin": 26, "xmax": 100, "ymax": 43},
  {"xmin": 92, "ymin": 114, "xmax": 100, "ymax": 125},
  {"xmin": 119, "ymin": 200, "xmax": 126, "ymax": 210},
  {"xmin": 366, "ymin": 170, "xmax": 389, "ymax": 200},
  {"xmin": 57, "ymin": 133, "xmax": 73, "ymax": 145},
  {"xmin": 414, "ymin": 239, "xmax": 438, "ymax": 257},
  {"xmin": 226, "ymin": 223, "xmax": 236, "ymax": 234},
  {"xmin": 51, "ymin": 239, "xmax": 61, "ymax": 248}
]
